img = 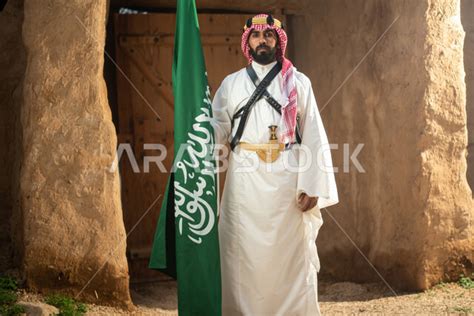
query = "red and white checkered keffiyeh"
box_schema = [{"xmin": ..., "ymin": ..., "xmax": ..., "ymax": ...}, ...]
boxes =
[{"xmin": 241, "ymin": 14, "xmax": 298, "ymax": 144}]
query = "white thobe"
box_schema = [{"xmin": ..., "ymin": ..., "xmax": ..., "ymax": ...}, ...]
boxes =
[{"xmin": 211, "ymin": 60, "xmax": 339, "ymax": 316}]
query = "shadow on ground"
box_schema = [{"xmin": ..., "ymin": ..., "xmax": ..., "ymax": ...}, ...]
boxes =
[
  {"xmin": 130, "ymin": 279, "xmax": 405, "ymax": 307},
  {"xmin": 130, "ymin": 280, "xmax": 178, "ymax": 311},
  {"xmin": 319, "ymin": 280, "xmax": 404, "ymax": 302}
]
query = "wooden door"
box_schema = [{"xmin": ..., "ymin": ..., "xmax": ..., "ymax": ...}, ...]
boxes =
[{"xmin": 114, "ymin": 13, "xmax": 248, "ymax": 282}]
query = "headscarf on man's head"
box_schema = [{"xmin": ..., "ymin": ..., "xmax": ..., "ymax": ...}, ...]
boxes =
[
  {"xmin": 241, "ymin": 14, "xmax": 288, "ymax": 64},
  {"xmin": 241, "ymin": 14, "xmax": 298, "ymax": 145}
]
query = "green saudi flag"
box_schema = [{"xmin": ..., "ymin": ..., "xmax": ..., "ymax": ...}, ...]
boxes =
[{"xmin": 148, "ymin": 0, "xmax": 221, "ymax": 315}]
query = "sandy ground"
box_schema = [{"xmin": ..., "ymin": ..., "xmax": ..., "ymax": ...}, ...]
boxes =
[{"xmin": 76, "ymin": 279, "xmax": 472, "ymax": 315}]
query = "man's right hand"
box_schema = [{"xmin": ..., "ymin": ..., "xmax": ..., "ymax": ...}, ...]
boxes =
[{"xmin": 297, "ymin": 193, "xmax": 318, "ymax": 212}]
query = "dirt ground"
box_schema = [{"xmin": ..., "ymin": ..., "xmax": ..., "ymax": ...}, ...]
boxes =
[{"xmin": 62, "ymin": 279, "xmax": 473, "ymax": 315}]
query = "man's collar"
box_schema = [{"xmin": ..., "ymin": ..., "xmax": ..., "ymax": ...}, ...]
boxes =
[{"xmin": 251, "ymin": 60, "xmax": 278, "ymax": 77}]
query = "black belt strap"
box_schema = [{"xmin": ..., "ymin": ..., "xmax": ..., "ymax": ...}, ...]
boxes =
[
  {"xmin": 245, "ymin": 64, "xmax": 302, "ymax": 144},
  {"xmin": 230, "ymin": 62, "xmax": 282, "ymax": 151}
]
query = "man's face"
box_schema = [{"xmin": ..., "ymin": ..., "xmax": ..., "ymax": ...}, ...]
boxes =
[{"xmin": 248, "ymin": 29, "xmax": 278, "ymax": 65}]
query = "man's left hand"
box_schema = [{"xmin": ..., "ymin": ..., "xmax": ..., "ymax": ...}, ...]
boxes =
[{"xmin": 298, "ymin": 193, "xmax": 318, "ymax": 212}]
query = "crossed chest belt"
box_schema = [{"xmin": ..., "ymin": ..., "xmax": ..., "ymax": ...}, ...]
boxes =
[{"xmin": 230, "ymin": 63, "xmax": 302, "ymax": 163}]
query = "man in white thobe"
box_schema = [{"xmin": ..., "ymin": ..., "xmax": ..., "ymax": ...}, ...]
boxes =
[{"xmin": 211, "ymin": 13, "xmax": 339, "ymax": 315}]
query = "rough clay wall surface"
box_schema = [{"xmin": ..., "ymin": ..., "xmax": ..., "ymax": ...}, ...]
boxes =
[
  {"xmin": 421, "ymin": 0, "xmax": 473, "ymax": 288},
  {"xmin": 0, "ymin": 0, "xmax": 25, "ymax": 273},
  {"xmin": 462, "ymin": 0, "xmax": 474, "ymax": 193},
  {"xmin": 21, "ymin": 0, "xmax": 132, "ymax": 308},
  {"xmin": 291, "ymin": 0, "xmax": 473, "ymax": 290}
]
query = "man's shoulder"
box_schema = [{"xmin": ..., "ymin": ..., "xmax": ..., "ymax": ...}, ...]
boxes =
[
  {"xmin": 220, "ymin": 67, "xmax": 247, "ymax": 87},
  {"xmin": 293, "ymin": 68, "xmax": 312, "ymax": 87},
  {"xmin": 218, "ymin": 65, "xmax": 313, "ymax": 88}
]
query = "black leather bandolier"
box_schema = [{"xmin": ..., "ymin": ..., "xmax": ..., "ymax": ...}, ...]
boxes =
[{"xmin": 230, "ymin": 62, "xmax": 302, "ymax": 151}]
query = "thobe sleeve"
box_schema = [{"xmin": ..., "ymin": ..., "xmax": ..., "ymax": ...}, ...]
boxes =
[
  {"xmin": 210, "ymin": 79, "xmax": 232, "ymax": 146},
  {"xmin": 296, "ymin": 79, "xmax": 339, "ymax": 209}
]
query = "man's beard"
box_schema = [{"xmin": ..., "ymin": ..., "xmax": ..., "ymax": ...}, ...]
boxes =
[{"xmin": 250, "ymin": 44, "xmax": 277, "ymax": 65}]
